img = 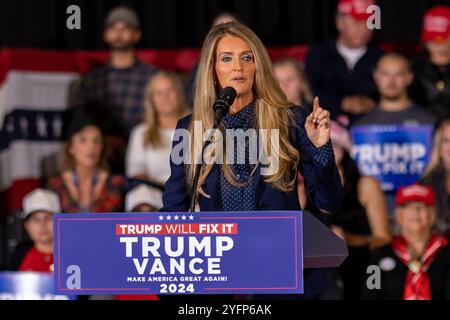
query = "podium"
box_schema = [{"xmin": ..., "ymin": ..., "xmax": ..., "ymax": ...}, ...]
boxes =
[
  {"xmin": 53, "ymin": 211, "xmax": 348, "ymax": 295},
  {"xmin": 302, "ymin": 211, "xmax": 348, "ymax": 269}
]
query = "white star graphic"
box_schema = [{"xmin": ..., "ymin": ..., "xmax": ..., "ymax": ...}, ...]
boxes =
[
  {"xmin": 181, "ymin": 215, "xmax": 187, "ymax": 220},
  {"xmin": 174, "ymin": 215, "xmax": 179, "ymax": 220},
  {"xmin": 19, "ymin": 117, "xmax": 28, "ymax": 136},
  {"xmin": 166, "ymin": 215, "xmax": 172, "ymax": 221},
  {"xmin": 189, "ymin": 215, "xmax": 194, "ymax": 220},
  {"xmin": 158, "ymin": 215, "xmax": 164, "ymax": 220},
  {"xmin": 52, "ymin": 116, "xmax": 62, "ymax": 138},
  {"xmin": 6, "ymin": 117, "xmax": 14, "ymax": 133},
  {"xmin": 37, "ymin": 114, "xmax": 47, "ymax": 138}
]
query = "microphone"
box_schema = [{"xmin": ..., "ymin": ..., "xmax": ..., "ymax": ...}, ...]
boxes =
[
  {"xmin": 213, "ymin": 86, "xmax": 237, "ymax": 127},
  {"xmin": 189, "ymin": 87, "xmax": 237, "ymax": 212}
]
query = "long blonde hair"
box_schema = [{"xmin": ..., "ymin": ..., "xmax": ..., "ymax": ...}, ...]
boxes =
[
  {"xmin": 423, "ymin": 119, "xmax": 450, "ymax": 178},
  {"xmin": 143, "ymin": 71, "xmax": 189, "ymax": 148},
  {"xmin": 187, "ymin": 22, "xmax": 300, "ymax": 196}
]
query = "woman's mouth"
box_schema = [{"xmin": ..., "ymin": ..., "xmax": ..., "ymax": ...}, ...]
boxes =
[{"xmin": 231, "ymin": 76, "xmax": 246, "ymax": 83}]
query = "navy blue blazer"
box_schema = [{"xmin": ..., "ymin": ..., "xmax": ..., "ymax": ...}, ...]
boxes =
[{"xmin": 162, "ymin": 105, "xmax": 342, "ymax": 213}]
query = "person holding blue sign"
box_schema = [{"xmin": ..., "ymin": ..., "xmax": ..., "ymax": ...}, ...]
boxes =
[
  {"xmin": 162, "ymin": 22, "xmax": 343, "ymax": 298},
  {"xmin": 352, "ymin": 52, "xmax": 436, "ymax": 213}
]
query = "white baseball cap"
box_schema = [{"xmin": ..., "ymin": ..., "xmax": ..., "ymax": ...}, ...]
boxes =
[
  {"xmin": 22, "ymin": 188, "xmax": 61, "ymax": 219},
  {"xmin": 125, "ymin": 184, "xmax": 163, "ymax": 212}
]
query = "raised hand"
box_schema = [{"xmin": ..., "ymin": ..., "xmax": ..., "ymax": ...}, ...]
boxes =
[{"xmin": 305, "ymin": 97, "xmax": 331, "ymax": 148}]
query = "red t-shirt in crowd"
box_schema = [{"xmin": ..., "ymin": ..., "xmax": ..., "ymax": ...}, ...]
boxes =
[{"xmin": 19, "ymin": 246, "xmax": 53, "ymax": 272}]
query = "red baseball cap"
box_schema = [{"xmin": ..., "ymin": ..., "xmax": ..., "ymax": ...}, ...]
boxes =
[
  {"xmin": 395, "ymin": 184, "xmax": 436, "ymax": 207},
  {"xmin": 421, "ymin": 6, "xmax": 450, "ymax": 43},
  {"xmin": 337, "ymin": 0, "xmax": 375, "ymax": 21}
]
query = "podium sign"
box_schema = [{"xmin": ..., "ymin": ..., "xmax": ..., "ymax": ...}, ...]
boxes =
[{"xmin": 54, "ymin": 211, "xmax": 303, "ymax": 295}]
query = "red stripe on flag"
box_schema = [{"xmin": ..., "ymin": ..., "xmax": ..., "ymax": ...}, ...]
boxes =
[{"xmin": 0, "ymin": 178, "xmax": 42, "ymax": 220}]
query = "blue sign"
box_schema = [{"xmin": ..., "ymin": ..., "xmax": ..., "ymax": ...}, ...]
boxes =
[
  {"xmin": 0, "ymin": 272, "xmax": 74, "ymax": 300},
  {"xmin": 54, "ymin": 211, "xmax": 303, "ymax": 295},
  {"xmin": 351, "ymin": 125, "xmax": 433, "ymax": 192}
]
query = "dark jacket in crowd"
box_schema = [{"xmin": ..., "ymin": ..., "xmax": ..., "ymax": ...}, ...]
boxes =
[
  {"xmin": 421, "ymin": 164, "xmax": 450, "ymax": 234},
  {"xmin": 362, "ymin": 242, "xmax": 450, "ymax": 300},
  {"xmin": 305, "ymin": 41, "xmax": 382, "ymax": 121},
  {"xmin": 411, "ymin": 51, "xmax": 450, "ymax": 119}
]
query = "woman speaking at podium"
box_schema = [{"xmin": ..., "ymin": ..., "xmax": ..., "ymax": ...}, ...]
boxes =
[
  {"xmin": 162, "ymin": 21, "xmax": 342, "ymax": 215},
  {"xmin": 161, "ymin": 22, "xmax": 343, "ymax": 298}
]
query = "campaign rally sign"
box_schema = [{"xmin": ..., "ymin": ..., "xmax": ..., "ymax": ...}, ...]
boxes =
[
  {"xmin": 351, "ymin": 124, "xmax": 433, "ymax": 192},
  {"xmin": 54, "ymin": 211, "xmax": 303, "ymax": 295},
  {"xmin": 0, "ymin": 272, "xmax": 74, "ymax": 300}
]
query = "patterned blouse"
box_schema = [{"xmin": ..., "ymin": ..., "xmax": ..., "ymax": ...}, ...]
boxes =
[
  {"xmin": 217, "ymin": 102, "xmax": 335, "ymax": 212},
  {"xmin": 218, "ymin": 102, "xmax": 257, "ymax": 211},
  {"xmin": 47, "ymin": 174, "xmax": 125, "ymax": 213}
]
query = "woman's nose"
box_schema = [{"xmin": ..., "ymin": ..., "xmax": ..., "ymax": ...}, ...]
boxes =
[{"xmin": 232, "ymin": 59, "xmax": 242, "ymax": 71}]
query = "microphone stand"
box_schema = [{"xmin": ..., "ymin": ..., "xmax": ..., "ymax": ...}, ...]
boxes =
[{"xmin": 189, "ymin": 124, "xmax": 220, "ymax": 212}]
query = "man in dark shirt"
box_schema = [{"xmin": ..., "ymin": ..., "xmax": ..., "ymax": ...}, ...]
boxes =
[
  {"xmin": 305, "ymin": 0, "xmax": 382, "ymax": 124},
  {"xmin": 353, "ymin": 53, "xmax": 435, "ymax": 215},
  {"xmin": 412, "ymin": 6, "xmax": 450, "ymax": 119},
  {"xmin": 74, "ymin": 6, "xmax": 157, "ymax": 173},
  {"xmin": 363, "ymin": 184, "xmax": 450, "ymax": 300}
]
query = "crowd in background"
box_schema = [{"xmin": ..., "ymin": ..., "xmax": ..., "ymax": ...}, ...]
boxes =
[{"xmin": 3, "ymin": 0, "xmax": 450, "ymax": 300}]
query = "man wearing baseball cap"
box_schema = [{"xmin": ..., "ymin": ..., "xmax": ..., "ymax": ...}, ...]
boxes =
[
  {"xmin": 8, "ymin": 189, "xmax": 60, "ymax": 272},
  {"xmin": 363, "ymin": 184, "xmax": 450, "ymax": 300},
  {"xmin": 412, "ymin": 6, "xmax": 450, "ymax": 119},
  {"xmin": 305, "ymin": 0, "xmax": 382, "ymax": 125},
  {"xmin": 74, "ymin": 6, "xmax": 158, "ymax": 173},
  {"xmin": 125, "ymin": 184, "xmax": 163, "ymax": 212}
]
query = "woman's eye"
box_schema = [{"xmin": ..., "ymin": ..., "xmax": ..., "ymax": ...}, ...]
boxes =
[
  {"xmin": 242, "ymin": 55, "xmax": 253, "ymax": 62},
  {"xmin": 222, "ymin": 56, "xmax": 231, "ymax": 62}
]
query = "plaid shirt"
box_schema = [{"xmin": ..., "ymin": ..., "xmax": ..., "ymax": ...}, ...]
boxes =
[
  {"xmin": 75, "ymin": 59, "xmax": 157, "ymax": 136},
  {"xmin": 47, "ymin": 174, "xmax": 125, "ymax": 213}
]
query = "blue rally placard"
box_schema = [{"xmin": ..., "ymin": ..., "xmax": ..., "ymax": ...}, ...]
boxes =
[
  {"xmin": 54, "ymin": 211, "xmax": 303, "ymax": 295},
  {"xmin": 351, "ymin": 124, "xmax": 433, "ymax": 192},
  {"xmin": 0, "ymin": 272, "xmax": 75, "ymax": 300}
]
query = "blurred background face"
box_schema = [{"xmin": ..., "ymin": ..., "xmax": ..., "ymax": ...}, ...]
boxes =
[
  {"xmin": 374, "ymin": 56, "xmax": 413, "ymax": 100},
  {"xmin": 425, "ymin": 38, "xmax": 450, "ymax": 57},
  {"xmin": 336, "ymin": 14, "xmax": 373, "ymax": 48},
  {"xmin": 69, "ymin": 125, "xmax": 103, "ymax": 169},
  {"xmin": 25, "ymin": 211, "xmax": 53, "ymax": 247},
  {"xmin": 215, "ymin": 35, "xmax": 255, "ymax": 100},
  {"xmin": 150, "ymin": 75, "xmax": 182, "ymax": 116},
  {"xmin": 103, "ymin": 21, "xmax": 141, "ymax": 50},
  {"xmin": 274, "ymin": 64, "xmax": 303, "ymax": 104},
  {"xmin": 132, "ymin": 204, "xmax": 157, "ymax": 212},
  {"xmin": 396, "ymin": 202, "xmax": 435, "ymax": 235},
  {"xmin": 440, "ymin": 125, "xmax": 450, "ymax": 165}
]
